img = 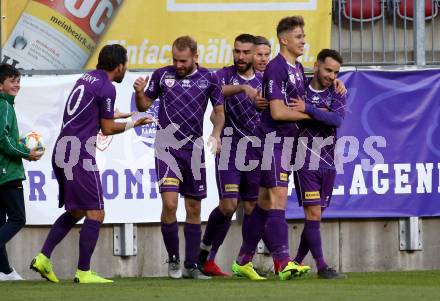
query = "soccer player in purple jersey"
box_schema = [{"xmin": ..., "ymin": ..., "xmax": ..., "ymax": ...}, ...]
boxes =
[
  {"xmin": 198, "ymin": 34, "xmax": 266, "ymax": 276},
  {"xmin": 291, "ymin": 49, "xmax": 347, "ymax": 279},
  {"xmin": 133, "ymin": 36, "xmax": 225, "ymax": 280},
  {"xmin": 30, "ymin": 45, "xmax": 153, "ymax": 284},
  {"xmin": 253, "ymin": 36, "xmax": 271, "ymax": 74},
  {"xmin": 232, "ymin": 16, "xmax": 314, "ymax": 281}
]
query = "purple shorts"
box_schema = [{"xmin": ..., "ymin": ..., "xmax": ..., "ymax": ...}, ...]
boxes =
[
  {"xmin": 215, "ymin": 143, "xmax": 260, "ymax": 201},
  {"xmin": 155, "ymin": 147, "xmax": 207, "ymax": 200},
  {"xmin": 52, "ymin": 154, "xmax": 104, "ymax": 211},
  {"xmin": 260, "ymin": 145, "xmax": 291, "ymax": 188},
  {"xmin": 293, "ymin": 168, "xmax": 336, "ymax": 208}
]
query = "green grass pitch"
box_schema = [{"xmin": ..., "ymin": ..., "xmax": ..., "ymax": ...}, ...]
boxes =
[{"xmin": 2, "ymin": 271, "xmax": 440, "ymax": 301}]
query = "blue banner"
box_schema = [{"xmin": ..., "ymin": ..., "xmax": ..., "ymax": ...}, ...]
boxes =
[{"xmin": 286, "ymin": 69, "xmax": 440, "ymax": 219}]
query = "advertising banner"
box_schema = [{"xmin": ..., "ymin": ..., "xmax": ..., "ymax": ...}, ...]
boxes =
[{"xmin": 1, "ymin": 0, "xmax": 331, "ymax": 69}]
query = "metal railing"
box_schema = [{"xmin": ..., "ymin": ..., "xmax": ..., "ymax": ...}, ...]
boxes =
[{"xmin": 333, "ymin": 0, "xmax": 440, "ymax": 65}]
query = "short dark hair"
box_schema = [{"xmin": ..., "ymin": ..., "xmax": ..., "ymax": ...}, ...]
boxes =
[
  {"xmin": 317, "ymin": 49, "xmax": 343, "ymax": 64},
  {"xmin": 254, "ymin": 36, "xmax": 271, "ymax": 48},
  {"xmin": 277, "ymin": 16, "xmax": 305, "ymax": 37},
  {"xmin": 234, "ymin": 34, "xmax": 256, "ymax": 44},
  {"xmin": 0, "ymin": 64, "xmax": 20, "ymax": 84},
  {"xmin": 96, "ymin": 44, "xmax": 127, "ymax": 71},
  {"xmin": 172, "ymin": 36, "xmax": 198, "ymax": 55}
]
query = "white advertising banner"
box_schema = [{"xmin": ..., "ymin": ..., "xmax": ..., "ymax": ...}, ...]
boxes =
[{"xmin": 16, "ymin": 72, "xmax": 219, "ymax": 225}]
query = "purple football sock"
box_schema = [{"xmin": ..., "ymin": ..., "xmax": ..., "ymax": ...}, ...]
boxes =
[
  {"xmin": 41, "ymin": 212, "xmax": 79, "ymax": 258},
  {"xmin": 304, "ymin": 220, "xmax": 327, "ymax": 271},
  {"xmin": 202, "ymin": 207, "xmax": 230, "ymax": 247},
  {"xmin": 265, "ymin": 210, "xmax": 290, "ymax": 269},
  {"xmin": 77, "ymin": 219, "xmax": 101, "ymax": 271},
  {"xmin": 236, "ymin": 205, "xmax": 268, "ymax": 265},
  {"xmin": 161, "ymin": 221, "xmax": 179, "ymax": 260},
  {"xmin": 293, "ymin": 227, "xmax": 309, "ymax": 264},
  {"xmin": 208, "ymin": 219, "xmax": 231, "ymax": 261},
  {"xmin": 184, "ymin": 223, "xmax": 202, "ymax": 268}
]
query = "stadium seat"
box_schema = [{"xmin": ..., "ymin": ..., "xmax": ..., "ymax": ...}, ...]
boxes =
[
  {"xmin": 391, "ymin": 0, "xmax": 439, "ymax": 20},
  {"xmin": 339, "ymin": 0, "xmax": 386, "ymax": 22}
]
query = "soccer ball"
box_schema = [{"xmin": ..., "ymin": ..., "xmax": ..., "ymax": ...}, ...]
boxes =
[{"xmin": 20, "ymin": 131, "xmax": 45, "ymax": 152}]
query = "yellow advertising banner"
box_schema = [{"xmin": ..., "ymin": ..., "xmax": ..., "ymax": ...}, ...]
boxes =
[{"xmin": 1, "ymin": 0, "xmax": 331, "ymax": 69}]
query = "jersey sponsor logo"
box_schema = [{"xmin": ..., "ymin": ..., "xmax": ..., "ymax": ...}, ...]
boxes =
[
  {"xmin": 199, "ymin": 185, "xmax": 205, "ymax": 191},
  {"xmin": 280, "ymin": 172, "xmax": 288, "ymax": 182},
  {"xmin": 182, "ymin": 79, "xmax": 191, "ymax": 88},
  {"xmin": 106, "ymin": 97, "xmax": 112, "ymax": 112},
  {"xmin": 197, "ymin": 79, "xmax": 208, "ymax": 89},
  {"xmin": 225, "ymin": 184, "xmax": 239, "ymax": 192},
  {"xmin": 268, "ymin": 80, "xmax": 274, "ymax": 93},
  {"xmin": 311, "ymin": 95, "xmax": 321, "ymax": 105},
  {"xmin": 232, "ymin": 79, "xmax": 239, "ymax": 85},
  {"xmin": 162, "ymin": 177, "xmax": 180, "ymax": 186},
  {"xmin": 164, "ymin": 77, "xmax": 175, "ymax": 88},
  {"xmin": 305, "ymin": 191, "xmax": 321, "ymax": 200}
]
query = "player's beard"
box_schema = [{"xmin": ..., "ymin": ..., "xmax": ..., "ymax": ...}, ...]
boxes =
[
  {"xmin": 176, "ymin": 61, "xmax": 196, "ymax": 78},
  {"xmin": 234, "ymin": 60, "xmax": 253, "ymax": 73},
  {"xmin": 317, "ymin": 74, "xmax": 332, "ymax": 89},
  {"xmin": 114, "ymin": 73, "xmax": 125, "ymax": 83}
]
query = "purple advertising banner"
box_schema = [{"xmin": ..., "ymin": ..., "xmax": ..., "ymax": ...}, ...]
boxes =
[{"xmin": 286, "ymin": 69, "xmax": 440, "ymax": 219}]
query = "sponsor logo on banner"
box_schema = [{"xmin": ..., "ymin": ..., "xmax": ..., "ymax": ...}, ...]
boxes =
[{"xmin": 305, "ymin": 191, "xmax": 321, "ymax": 200}]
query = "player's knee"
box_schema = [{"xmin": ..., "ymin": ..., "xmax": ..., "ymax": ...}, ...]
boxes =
[
  {"xmin": 219, "ymin": 199, "xmax": 237, "ymax": 217},
  {"xmin": 85, "ymin": 210, "xmax": 105, "ymax": 223},
  {"xmin": 305, "ymin": 206, "xmax": 322, "ymax": 220},
  {"xmin": 243, "ymin": 202, "xmax": 256, "ymax": 215},
  {"xmin": 186, "ymin": 204, "xmax": 201, "ymax": 217}
]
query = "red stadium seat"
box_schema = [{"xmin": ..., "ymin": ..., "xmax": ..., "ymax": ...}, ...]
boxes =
[
  {"xmin": 393, "ymin": 0, "xmax": 439, "ymax": 20},
  {"xmin": 341, "ymin": 0, "xmax": 386, "ymax": 22}
]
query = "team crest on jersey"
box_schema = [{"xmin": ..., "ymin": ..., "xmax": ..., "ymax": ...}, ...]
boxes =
[
  {"xmin": 96, "ymin": 131, "xmax": 113, "ymax": 151},
  {"xmin": 295, "ymin": 72, "xmax": 301, "ymax": 80},
  {"xmin": 164, "ymin": 76, "xmax": 175, "ymax": 87},
  {"xmin": 197, "ymin": 79, "xmax": 208, "ymax": 89},
  {"xmin": 289, "ymin": 73, "xmax": 296, "ymax": 84},
  {"xmin": 232, "ymin": 79, "xmax": 239, "ymax": 85}
]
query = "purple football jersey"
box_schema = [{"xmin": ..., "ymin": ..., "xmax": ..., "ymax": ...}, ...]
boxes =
[
  {"xmin": 145, "ymin": 65, "xmax": 224, "ymax": 148},
  {"xmin": 259, "ymin": 54, "xmax": 307, "ymax": 137},
  {"xmin": 56, "ymin": 69, "xmax": 116, "ymax": 159},
  {"xmin": 298, "ymin": 85, "xmax": 346, "ymax": 169},
  {"xmin": 216, "ymin": 65, "xmax": 262, "ymax": 139}
]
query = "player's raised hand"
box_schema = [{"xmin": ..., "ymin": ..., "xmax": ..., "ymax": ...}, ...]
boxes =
[
  {"xmin": 133, "ymin": 76, "xmax": 149, "ymax": 93},
  {"xmin": 208, "ymin": 135, "xmax": 221, "ymax": 155},
  {"xmin": 254, "ymin": 90, "xmax": 268, "ymax": 110},
  {"xmin": 133, "ymin": 115, "xmax": 156, "ymax": 127},
  {"xmin": 334, "ymin": 79, "xmax": 347, "ymax": 95},
  {"xmin": 114, "ymin": 108, "xmax": 135, "ymax": 119},
  {"xmin": 289, "ymin": 97, "xmax": 306, "ymax": 112},
  {"xmin": 27, "ymin": 149, "xmax": 44, "ymax": 161}
]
